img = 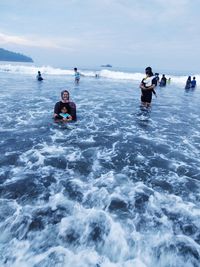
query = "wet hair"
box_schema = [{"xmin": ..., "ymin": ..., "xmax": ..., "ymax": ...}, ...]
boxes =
[
  {"xmin": 145, "ymin": 66, "xmax": 153, "ymax": 76},
  {"xmin": 61, "ymin": 90, "xmax": 69, "ymax": 100},
  {"xmin": 74, "ymin": 68, "xmax": 77, "ymax": 71}
]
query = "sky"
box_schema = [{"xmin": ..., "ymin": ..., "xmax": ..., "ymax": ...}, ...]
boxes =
[{"xmin": 0, "ymin": 0, "xmax": 200, "ymax": 72}]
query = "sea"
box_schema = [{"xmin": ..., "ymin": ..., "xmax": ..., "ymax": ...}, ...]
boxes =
[{"xmin": 0, "ymin": 62, "xmax": 200, "ymax": 267}]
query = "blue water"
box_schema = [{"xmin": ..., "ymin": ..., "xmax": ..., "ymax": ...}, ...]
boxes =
[{"xmin": 0, "ymin": 70, "xmax": 200, "ymax": 267}]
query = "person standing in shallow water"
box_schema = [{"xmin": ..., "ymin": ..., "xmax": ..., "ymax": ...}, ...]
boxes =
[
  {"xmin": 74, "ymin": 67, "xmax": 81, "ymax": 85},
  {"xmin": 54, "ymin": 90, "xmax": 77, "ymax": 121},
  {"xmin": 140, "ymin": 67, "xmax": 157, "ymax": 108},
  {"xmin": 191, "ymin": 77, "xmax": 196, "ymax": 88},
  {"xmin": 160, "ymin": 74, "xmax": 167, "ymax": 87},
  {"xmin": 185, "ymin": 76, "xmax": 191, "ymax": 89}
]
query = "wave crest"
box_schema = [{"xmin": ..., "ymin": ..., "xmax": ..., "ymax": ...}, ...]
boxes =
[{"xmin": 0, "ymin": 63, "xmax": 199, "ymax": 84}]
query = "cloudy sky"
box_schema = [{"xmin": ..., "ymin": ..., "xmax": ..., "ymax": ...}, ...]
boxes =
[{"xmin": 0, "ymin": 0, "xmax": 199, "ymax": 72}]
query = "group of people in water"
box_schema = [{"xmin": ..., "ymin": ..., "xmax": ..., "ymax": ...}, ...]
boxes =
[
  {"xmin": 36, "ymin": 66, "xmax": 197, "ymax": 121},
  {"xmin": 52, "ymin": 66, "xmax": 169, "ymax": 121},
  {"xmin": 185, "ymin": 76, "xmax": 196, "ymax": 89},
  {"xmin": 36, "ymin": 68, "xmax": 81, "ymax": 84},
  {"xmin": 140, "ymin": 67, "xmax": 172, "ymax": 108}
]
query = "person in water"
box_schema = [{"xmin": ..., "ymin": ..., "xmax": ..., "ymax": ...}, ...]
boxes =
[
  {"xmin": 74, "ymin": 67, "xmax": 81, "ymax": 84},
  {"xmin": 167, "ymin": 77, "xmax": 171, "ymax": 84},
  {"xmin": 58, "ymin": 106, "xmax": 72, "ymax": 122},
  {"xmin": 140, "ymin": 67, "xmax": 157, "ymax": 108},
  {"xmin": 159, "ymin": 74, "xmax": 167, "ymax": 87},
  {"xmin": 191, "ymin": 77, "xmax": 196, "ymax": 88},
  {"xmin": 54, "ymin": 90, "xmax": 77, "ymax": 121},
  {"xmin": 154, "ymin": 73, "xmax": 160, "ymax": 86},
  {"xmin": 185, "ymin": 76, "xmax": 191, "ymax": 89},
  {"xmin": 37, "ymin": 71, "xmax": 43, "ymax": 81}
]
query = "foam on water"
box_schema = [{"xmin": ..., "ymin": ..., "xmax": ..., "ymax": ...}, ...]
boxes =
[
  {"xmin": 0, "ymin": 62, "xmax": 200, "ymax": 85},
  {"xmin": 0, "ymin": 69, "xmax": 200, "ymax": 266}
]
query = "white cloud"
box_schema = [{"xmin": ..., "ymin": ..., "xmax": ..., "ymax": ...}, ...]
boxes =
[{"xmin": 0, "ymin": 32, "xmax": 80, "ymax": 51}]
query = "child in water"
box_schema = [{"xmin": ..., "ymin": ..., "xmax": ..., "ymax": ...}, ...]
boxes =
[
  {"xmin": 74, "ymin": 68, "xmax": 81, "ymax": 84},
  {"xmin": 59, "ymin": 106, "xmax": 72, "ymax": 122},
  {"xmin": 141, "ymin": 76, "xmax": 157, "ymax": 97}
]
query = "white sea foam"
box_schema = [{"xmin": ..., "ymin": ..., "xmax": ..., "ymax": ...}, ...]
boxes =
[
  {"xmin": 0, "ymin": 63, "xmax": 199, "ymax": 85},
  {"xmin": 1, "ymin": 67, "xmax": 200, "ymax": 267}
]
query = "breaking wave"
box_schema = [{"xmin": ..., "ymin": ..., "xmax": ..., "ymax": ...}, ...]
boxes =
[{"xmin": 0, "ymin": 63, "xmax": 199, "ymax": 85}]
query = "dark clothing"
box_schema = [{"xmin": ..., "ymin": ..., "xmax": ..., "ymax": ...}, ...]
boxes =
[
  {"xmin": 54, "ymin": 101, "xmax": 76, "ymax": 121},
  {"xmin": 141, "ymin": 77, "xmax": 157, "ymax": 103},
  {"xmin": 191, "ymin": 80, "xmax": 196, "ymax": 88},
  {"xmin": 141, "ymin": 90, "xmax": 153, "ymax": 103},
  {"xmin": 154, "ymin": 77, "xmax": 159, "ymax": 86},
  {"xmin": 37, "ymin": 73, "xmax": 43, "ymax": 81},
  {"xmin": 185, "ymin": 80, "xmax": 191, "ymax": 89},
  {"xmin": 154, "ymin": 73, "xmax": 159, "ymax": 86},
  {"xmin": 160, "ymin": 77, "xmax": 167, "ymax": 87}
]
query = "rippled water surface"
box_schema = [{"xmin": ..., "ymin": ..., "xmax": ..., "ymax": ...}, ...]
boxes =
[{"xmin": 0, "ymin": 72, "xmax": 200, "ymax": 267}]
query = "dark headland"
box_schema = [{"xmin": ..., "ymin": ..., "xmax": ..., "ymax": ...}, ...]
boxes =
[{"xmin": 0, "ymin": 48, "xmax": 33, "ymax": 63}]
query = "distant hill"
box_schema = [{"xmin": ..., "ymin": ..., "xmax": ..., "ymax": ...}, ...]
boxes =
[{"xmin": 0, "ymin": 48, "xmax": 33, "ymax": 62}]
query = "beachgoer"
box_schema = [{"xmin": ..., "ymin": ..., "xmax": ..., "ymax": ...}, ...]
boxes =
[
  {"xmin": 140, "ymin": 67, "xmax": 157, "ymax": 108},
  {"xmin": 191, "ymin": 77, "xmax": 196, "ymax": 88},
  {"xmin": 37, "ymin": 71, "xmax": 43, "ymax": 81},
  {"xmin": 54, "ymin": 90, "xmax": 77, "ymax": 121},
  {"xmin": 185, "ymin": 76, "xmax": 191, "ymax": 89},
  {"xmin": 57, "ymin": 106, "xmax": 72, "ymax": 122},
  {"xmin": 167, "ymin": 78, "xmax": 171, "ymax": 84},
  {"xmin": 159, "ymin": 74, "xmax": 167, "ymax": 87},
  {"xmin": 155, "ymin": 73, "xmax": 160, "ymax": 86},
  {"xmin": 74, "ymin": 68, "xmax": 81, "ymax": 84}
]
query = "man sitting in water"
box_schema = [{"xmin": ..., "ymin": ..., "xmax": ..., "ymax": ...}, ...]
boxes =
[{"xmin": 54, "ymin": 90, "xmax": 77, "ymax": 121}]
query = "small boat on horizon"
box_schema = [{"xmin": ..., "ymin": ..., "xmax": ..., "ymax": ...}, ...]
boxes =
[{"xmin": 101, "ymin": 64, "xmax": 112, "ymax": 68}]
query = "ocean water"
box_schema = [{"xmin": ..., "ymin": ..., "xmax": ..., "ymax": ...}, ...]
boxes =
[{"xmin": 0, "ymin": 64, "xmax": 200, "ymax": 267}]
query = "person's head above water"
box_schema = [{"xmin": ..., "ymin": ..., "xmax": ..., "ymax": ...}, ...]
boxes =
[
  {"xmin": 61, "ymin": 106, "xmax": 68, "ymax": 114},
  {"xmin": 61, "ymin": 90, "xmax": 70, "ymax": 102},
  {"xmin": 74, "ymin": 68, "xmax": 77, "ymax": 72},
  {"xmin": 145, "ymin": 67, "xmax": 153, "ymax": 77}
]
